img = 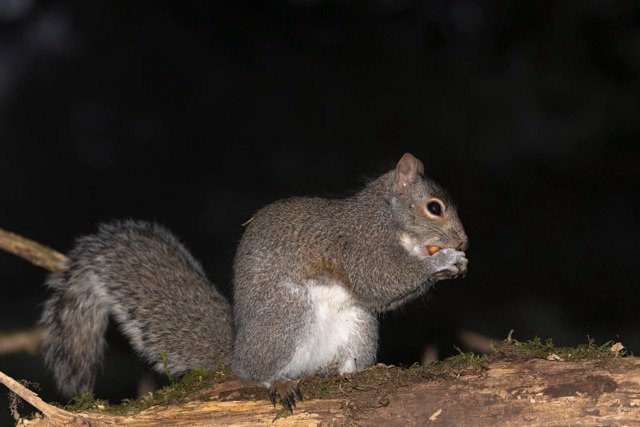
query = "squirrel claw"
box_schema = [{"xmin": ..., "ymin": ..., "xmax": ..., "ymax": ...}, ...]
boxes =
[{"xmin": 268, "ymin": 380, "xmax": 303, "ymax": 412}]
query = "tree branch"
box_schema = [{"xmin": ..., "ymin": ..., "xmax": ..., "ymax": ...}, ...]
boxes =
[
  {"xmin": 0, "ymin": 228, "xmax": 68, "ymax": 273},
  {"xmin": 0, "ymin": 371, "xmax": 89, "ymax": 425}
]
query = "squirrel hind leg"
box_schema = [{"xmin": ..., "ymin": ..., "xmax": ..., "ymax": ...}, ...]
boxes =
[
  {"xmin": 39, "ymin": 274, "xmax": 109, "ymax": 399},
  {"xmin": 267, "ymin": 379, "xmax": 303, "ymax": 412}
]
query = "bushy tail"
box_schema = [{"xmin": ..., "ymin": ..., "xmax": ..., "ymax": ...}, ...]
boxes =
[
  {"xmin": 39, "ymin": 271, "xmax": 110, "ymax": 398},
  {"xmin": 38, "ymin": 220, "xmax": 234, "ymax": 399}
]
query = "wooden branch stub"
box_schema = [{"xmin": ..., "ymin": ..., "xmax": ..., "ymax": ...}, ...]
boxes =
[
  {"xmin": 0, "ymin": 228, "xmax": 68, "ymax": 273},
  {"xmin": 0, "ymin": 371, "xmax": 92, "ymax": 426},
  {"xmin": 0, "ymin": 328, "xmax": 44, "ymax": 356}
]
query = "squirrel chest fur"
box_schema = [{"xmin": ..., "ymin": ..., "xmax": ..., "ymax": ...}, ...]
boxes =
[{"xmin": 39, "ymin": 152, "xmax": 468, "ymax": 410}]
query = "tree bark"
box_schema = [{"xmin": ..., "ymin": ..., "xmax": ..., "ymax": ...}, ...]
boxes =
[{"xmin": 4, "ymin": 357, "xmax": 640, "ymax": 426}]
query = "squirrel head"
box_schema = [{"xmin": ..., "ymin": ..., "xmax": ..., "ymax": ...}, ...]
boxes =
[{"xmin": 391, "ymin": 153, "xmax": 469, "ymax": 258}]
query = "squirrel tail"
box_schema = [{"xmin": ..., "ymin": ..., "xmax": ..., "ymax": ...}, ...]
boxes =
[
  {"xmin": 39, "ymin": 269, "xmax": 110, "ymax": 398},
  {"xmin": 38, "ymin": 220, "xmax": 234, "ymax": 399}
]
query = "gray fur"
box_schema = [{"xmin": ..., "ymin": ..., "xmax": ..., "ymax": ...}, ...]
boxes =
[
  {"xmin": 231, "ymin": 153, "xmax": 468, "ymax": 384},
  {"xmin": 40, "ymin": 152, "xmax": 468, "ymax": 400},
  {"xmin": 39, "ymin": 220, "xmax": 233, "ymax": 398}
]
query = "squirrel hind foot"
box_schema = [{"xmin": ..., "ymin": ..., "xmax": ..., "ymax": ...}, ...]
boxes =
[{"xmin": 267, "ymin": 380, "xmax": 303, "ymax": 412}]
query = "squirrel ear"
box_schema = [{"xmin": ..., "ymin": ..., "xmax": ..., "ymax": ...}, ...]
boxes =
[{"xmin": 394, "ymin": 153, "xmax": 424, "ymax": 195}]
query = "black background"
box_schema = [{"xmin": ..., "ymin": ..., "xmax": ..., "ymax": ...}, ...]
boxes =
[{"xmin": 0, "ymin": 0, "xmax": 639, "ymax": 423}]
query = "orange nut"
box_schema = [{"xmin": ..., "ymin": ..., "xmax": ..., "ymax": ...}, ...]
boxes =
[{"xmin": 427, "ymin": 245, "xmax": 441, "ymax": 255}]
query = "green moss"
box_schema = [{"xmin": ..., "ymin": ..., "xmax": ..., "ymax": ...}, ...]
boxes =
[
  {"xmin": 56, "ymin": 360, "xmax": 238, "ymax": 417},
  {"xmin": 427, "ymin": 346, "xmax": 489, "ymax": 375},
  {"xmin": 159, "ymin": 351, "xmax": 174, "ymax": 383},
  {"xmin": 272, "ymin": 408, "xmax": 293, "ymax": 422},
  {"xmin": 489, "ymin": 330, "xmax": 629, "ymax": 363},
  {"xmin": 61, "ymin": 392, "xmax": 111, "ymax": 413}
]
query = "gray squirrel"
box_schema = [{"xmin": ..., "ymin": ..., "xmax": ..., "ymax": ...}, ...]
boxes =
[{"xmin": 39, "ymin": 152, "xmax": 468, "ymax": 410}]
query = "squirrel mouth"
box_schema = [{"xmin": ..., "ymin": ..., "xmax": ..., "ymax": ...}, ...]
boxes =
[{"xmin": 398, "ymin": 231, "xmax": 443, "ymax": 258}]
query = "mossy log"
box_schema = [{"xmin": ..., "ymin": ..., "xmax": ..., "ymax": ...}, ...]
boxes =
[{"xmin": 4, "ymin": 355, "xmax": 640, "ymax": 427}]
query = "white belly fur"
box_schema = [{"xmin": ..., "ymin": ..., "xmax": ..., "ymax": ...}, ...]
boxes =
[{"xmin": 274, "ymin": 279, "xmax": 372, "ymax": 381}]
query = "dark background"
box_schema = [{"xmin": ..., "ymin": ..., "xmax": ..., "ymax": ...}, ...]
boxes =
[{"xmin": 1, "ymin": 0, "xmax": 639, "ymax": 424}]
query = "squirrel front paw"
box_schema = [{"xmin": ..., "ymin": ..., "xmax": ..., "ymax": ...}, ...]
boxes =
[{"xmin": 430, "ymin": 248, "xmax": 468, "ymax": 280}]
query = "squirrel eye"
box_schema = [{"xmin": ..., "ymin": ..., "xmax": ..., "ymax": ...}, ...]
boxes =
[{"xmin": 427, "ymin": 201, "xmax": 443, "ymax": 216}]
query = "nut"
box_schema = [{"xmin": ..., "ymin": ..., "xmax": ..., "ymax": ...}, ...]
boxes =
[{"xmin": 427, "ymin": 245, "xmax": 441, "ymax": 255}]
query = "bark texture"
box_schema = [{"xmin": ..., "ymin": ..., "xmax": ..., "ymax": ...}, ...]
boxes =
[{"xmin": 5, "ymin": 357, "xmax": 640, "ymax": 426}]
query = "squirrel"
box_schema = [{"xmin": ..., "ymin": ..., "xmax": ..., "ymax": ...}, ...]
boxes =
[{"xmin": 38, "ymin": 152, "xmax": 468, "ymax": 410}]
